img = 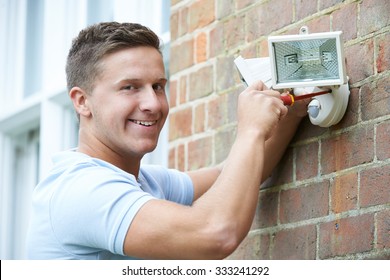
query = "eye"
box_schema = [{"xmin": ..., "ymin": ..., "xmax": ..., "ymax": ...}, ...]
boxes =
[
  {"xmin": 121, "ymin": 85, "xmax": 137, "ymax": 91},
  {"xmin": 153, "ymin": 83, "xmax": 165, "ymax": 93}
]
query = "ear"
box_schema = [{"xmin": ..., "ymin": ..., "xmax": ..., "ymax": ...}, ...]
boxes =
[{"xmin": 69, "ymin": 87, "xmax": 92, "ymax": 118}]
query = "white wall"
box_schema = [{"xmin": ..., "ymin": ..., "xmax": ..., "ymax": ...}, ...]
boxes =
[{"xmin": 0, "ymin": 0, "xmax": 170, "ymax": 259}]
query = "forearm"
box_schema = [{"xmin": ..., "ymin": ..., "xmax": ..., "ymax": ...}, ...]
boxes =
[
  {"xmin": 191, "ymin": 133, "xmax": 266, "ymax": 242},
  {"xmin": 187, "ymin": 162, "xmax": 223, "ymax": 201},
  {"xmin": 262, "ymin": 112, "xmax": 303, "ymax": 182}
]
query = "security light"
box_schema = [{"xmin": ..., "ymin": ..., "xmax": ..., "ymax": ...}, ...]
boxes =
[
  {"xmin": 234, "ymin": 27, "xmax": 350, "ymax": 127},
  {"xmin": 268, "ymin": 30, "xmax": 347, "ymax": 89},
  {"xmin": 267, "ymin": 27, "xmax": 350, "ymax": 127}
]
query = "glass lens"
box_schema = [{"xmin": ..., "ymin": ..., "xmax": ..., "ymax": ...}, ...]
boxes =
[{"xmin": 273, "ymin": 38, "xmax": 339, "ymax": 83}]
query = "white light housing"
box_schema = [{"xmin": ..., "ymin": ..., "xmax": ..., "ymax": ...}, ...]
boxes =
[
  {"xmin": 234, "ymin": 28, "xmax": 350, "ymax": 127},
  {"xmin": 268, "ymin": 31, "xmax": 347, "ymax": 89}
]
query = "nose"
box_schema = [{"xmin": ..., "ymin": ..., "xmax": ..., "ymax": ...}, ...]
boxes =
[{"xmin": 139, "ymin": 86, "xmax": 162, "ymax": 113}]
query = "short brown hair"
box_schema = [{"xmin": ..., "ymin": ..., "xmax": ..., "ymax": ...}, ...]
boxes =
[{"xmin": 66, "ymin": 22, "xmax": 161, "ymax": 94}]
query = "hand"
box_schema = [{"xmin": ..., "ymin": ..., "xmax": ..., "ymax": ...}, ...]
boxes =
[
  {"xmin": 281, "ymin": 92, "xmax": 310, "ymax": 118},
  {"xmin": 237, "ymin": 81, "xmax": 288, "ymax": 141}
]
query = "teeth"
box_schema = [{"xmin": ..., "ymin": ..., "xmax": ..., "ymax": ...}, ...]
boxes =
[{"xmin": 131, "ymin": 120, "xmax": 156, "ymax": 126}]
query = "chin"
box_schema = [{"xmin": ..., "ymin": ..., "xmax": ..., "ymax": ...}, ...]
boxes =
[{"xmin": 138, "ymin": 143, "xmax": 158, "ymax": 154}]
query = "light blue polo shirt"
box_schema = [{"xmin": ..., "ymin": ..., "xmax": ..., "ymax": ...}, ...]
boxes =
[{"xmin": 26, "ymin": 150, "xmax": 194, "ymax": 259}]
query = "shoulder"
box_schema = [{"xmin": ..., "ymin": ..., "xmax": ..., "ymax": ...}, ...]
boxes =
[
  {"xmin": 140, "ymin": 165, "xmax": 192, "ymax": 186},
  {"xmin": 50, "ymin": 150, "xmax": 138, "ymax": 185},
  {"xmin": 140, "ymin": 165, "xmax": 194, "ymax": 204}
]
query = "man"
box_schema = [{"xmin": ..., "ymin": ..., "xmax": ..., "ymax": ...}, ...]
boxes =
[{"xmin": 26, "ymin": 22, "xmax": 307, "ymax": 259}]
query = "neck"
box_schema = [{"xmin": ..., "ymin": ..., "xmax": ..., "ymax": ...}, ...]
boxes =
[{"xmin": 77, "ymin": 129, "xmax": 142, "ymax": 177}]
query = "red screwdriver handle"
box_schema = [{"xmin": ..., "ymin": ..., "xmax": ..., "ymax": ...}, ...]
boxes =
[{"xmin": 280, "ymin": 94, "xmax": 295, "ymax": 106}]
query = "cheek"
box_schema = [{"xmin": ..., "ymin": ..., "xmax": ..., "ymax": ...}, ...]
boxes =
[
  {"xmin": 161, "ymin": 98, "xmax": 169, "ymax": 120},
  {"xmin": 92, "ymin": 99, "xmax": 127, "ymax": 124}
]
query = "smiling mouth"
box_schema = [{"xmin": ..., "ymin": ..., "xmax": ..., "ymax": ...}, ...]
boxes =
[{"xmin": 129, "ymin": 120, "xmax": 157, "ymax": 127}]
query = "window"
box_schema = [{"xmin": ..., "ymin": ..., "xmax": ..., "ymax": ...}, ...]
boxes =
[
  {"xmin": 87, "ymin": 0, "xmax": 113, "ymax": 25},
  {"xmin": 0, "ymin": 0, "xmax": 171, "ymax": 259},
  {"xmin": 24, "ymin": 0, "xmax": 44, "ymax": 98}
]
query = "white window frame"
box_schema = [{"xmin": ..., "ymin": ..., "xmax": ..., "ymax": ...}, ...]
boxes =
[{"xmin": 0, "ymin": 0, "xmax": 171, "ymax": 259}]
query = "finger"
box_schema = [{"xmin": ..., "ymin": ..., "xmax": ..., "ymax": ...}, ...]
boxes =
[
  {"xmin": 262, "ymin": 89, "xmax": 283, "ymax": 98},
  {"xmin": 279, "ymin": 103, "xmax": 289, "ymax": 119},
  {"xmin": 247, "ymin": 80, "xmax": 268, "ymax": 91}
]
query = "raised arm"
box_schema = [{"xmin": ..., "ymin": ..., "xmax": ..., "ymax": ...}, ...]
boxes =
[
  {"xmin": 188, "ymin": 88, "xmax": 308, "ymax": 201},
  {"xmin": 123, "ymin": 81, "xmax": 288, "ymax": 259}
]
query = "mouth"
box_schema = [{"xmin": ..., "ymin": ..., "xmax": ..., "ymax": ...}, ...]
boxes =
[{"xmin": 129, "ymin": 119, "xmax": 158, "ymax": 127}]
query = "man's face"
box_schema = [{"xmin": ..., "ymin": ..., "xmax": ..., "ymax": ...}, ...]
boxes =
[{"xmin": 85, "ymin": 46, "xmax": 169, "ymax": 159}]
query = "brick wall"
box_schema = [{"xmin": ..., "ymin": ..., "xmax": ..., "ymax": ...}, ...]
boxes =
[{"xmin": 169, "ymin": 0, "xmax": 390, "ymax": 259}]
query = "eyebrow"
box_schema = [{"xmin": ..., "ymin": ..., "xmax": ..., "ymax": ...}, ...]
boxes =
[{"xmin": 114, "ymin": 77, "xmax": 167, "ymax": 86}]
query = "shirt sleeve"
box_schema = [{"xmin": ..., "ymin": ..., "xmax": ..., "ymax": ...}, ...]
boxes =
[
  {"xmin": 140, "ymin": 165, "xmax": 194, "ymax": 205},
  {"xmin": 49, "ymin": 163, "xmax": 155, "ymax": 257}
]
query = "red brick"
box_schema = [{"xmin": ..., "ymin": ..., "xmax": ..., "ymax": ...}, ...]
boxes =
[
  {"xmin": 209, "ymin": 22, "xmax": 224, "ymax": 58},
  {"xmin": 264, "ymin": 147, "xmax": 294, "ymax": 186},
  {"xmin": 169, "ymin": 79, "xmax": 178, "ymax": 108},
  {"xmin": 360, "ymin": 164, "xmax": 390, "ymax": 207},
  {"xmin": 195, "ymin": 32, "xmax": 207, "ymax": 63},
  {"xmin": 168, "ymin": 147, "xmax": 176, "ymax": 169},
  {"xmin": 331, "ymin": 172, "xmax": 358, "ymax": 213},
  {"xmin": 319, "ymin": 214, "xmax": 374, "ymax": 259},
  {"xmin": 170, "ymin": 11, "xmax": 179, "ymax": 41},
  {"xmin": 376, "ymin": 120, "xmax": 390, "ymax": 160},
  {"xmin": 280, "ymin": 181, "xmax": 329, "ymax": 224},
  {"xmin": 319, "ymin": 0, "xmax": 343, "ymax": 10},
  {"xmin": 188, "ymin": 0, "xmax": 215, "ymax": 32},
  {"xmin": 376, "ymin": 32, "xmax": 390, "ymax": 73},
  {"xmin": 207, "ymin": 95, "xmax": 229, "ymax": 129},
  {"xmin": 321, "ymin": 126, "xmax": 374, "ymax": 174},
  {"xmin": 246, "ymin": 0, "xmax": 293, "ymax": 40},
  {"xmin": 292, "ymin": 117, "xmax": 328, "ymax": 144},
  {"xmin": 332, "ymin": 2, "xmax": 357, "ymax": 41},
  {"xmin": 295, "ymin": 0, "xmax": 317, "ymax": 21},
  {"xmin": 303, "ymin": 15, "xmax": 331, "ymax": 33},
  {"xmin": 236, "ymin": 0, "xmax": 257, "ymax": 10},
  {"xmin": 169, "ymin": 107, "xmax": 192, "ymax": 140},
  {"xmin": 179, "ymin": 75, "xmax": 187, "ymax": 105},
  {"xmin": 179, "ymin": 7, "xmax": 189, "ymax": 38},
  {"xmin": 194, "ymin": 102, "xmax": 206, "ymax": 134},
  {"xmin": 358, "ymin": 0, "xmax": 390, "ymax": 36},
  {"xmin": 177, "ymin": 144, "xmax": 185, "ymax": 171},
  {"xmin": 332, "ymin": 87, "xmax": 359, "ymax": 129},
  {"xmin": 216, "ymin": 0, "xmax": 234, "ymax": 20},
  {"xmin": 227, "ymin": 88, "xmax": 239, "ymax": 123},
  {"xmin": 229, "ymin": 233, "xmax": 270, "ymax": 260},
  {"xmin": 224, "ymin": 15, "xmax": 245, "ymax": 50},
  {"xmin": 214, "ymin": 126, "xmax": 236, "ymax": 163},
  {"xmin": 361, "ymin": 76, "xmax": 390, "ymax": 121},
  {"xmin": 188, "ymin": 136, "xmax": 213, "ymax": 170},
  {"xmin": 258, "ymin": 39, "xmax": 269, "ymax": 57},
  {"xmin": 376, "ymin": 209, "xmax": 390, "ymax": 249},
  {"xmin": 188, "ymin": 65, "xmax": 214, "ymax": 101},
  {"xmin": 295, "ymin": 142, "xmax": 319, "ymax": 181},
  {"xmin": 170, "ymin": 39, "xmax": 194, "ymax": 74},
  {"xmin": 216, "ymin": 57, "xmax": 236, "ymax": 92},
  {"xmin": 237, "ymin": 43, "xmax": 257, "ymax": 60},
  {"xmin": 272, "ymin": 225, "xmax": 317, "ymax": 259},
  {"xmin": 252, "ymin": 190, "xmax": 278, "ymax": 229},
  {"xmin": 345, "ymin": 39, "xmax": 374, "ymax": 84}
]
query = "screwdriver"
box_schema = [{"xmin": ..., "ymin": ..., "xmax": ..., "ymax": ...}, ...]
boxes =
[{"xmin": 280, "ymin": 89, "xmax": 332, "ymax": 106}]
